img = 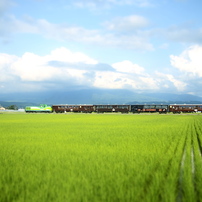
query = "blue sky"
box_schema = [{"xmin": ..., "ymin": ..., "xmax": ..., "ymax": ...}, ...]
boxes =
[{"xmin": 1, "ymin": 0, "xmax": 202, "ymax": 96}]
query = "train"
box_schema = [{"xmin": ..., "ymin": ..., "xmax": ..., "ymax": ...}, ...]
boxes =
[
  {"xmin": 25, "ymin": 104, "xmax": 202, "ymax": 114},
  {"xmin": 25, "ymin": 104, "xmax": 52, "ymax": 113}
]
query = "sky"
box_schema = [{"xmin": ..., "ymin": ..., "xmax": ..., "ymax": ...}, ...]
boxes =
[{"xmin": 1, "ymin": 0, "xmax": 202, "ymax": 96}]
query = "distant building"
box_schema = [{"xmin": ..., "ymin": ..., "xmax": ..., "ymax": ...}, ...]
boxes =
[{"xmin": 0, "ymin": 106, "xmax": 5, "ymax": 110}]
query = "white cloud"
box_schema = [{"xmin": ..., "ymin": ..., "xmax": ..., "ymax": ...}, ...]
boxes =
[
  {"xmin": 47, "ymin": 47, "xmax": 98, "ymax": 65},
  {"xmin": 94, "ymin": 60, "xmax": 159, "ymax": 90},
  {"xmin": 93, "ymin": 71, "xmax": 137, "ymax": 89},
  {"xmin": 155, "ymin": 71, "xmax": 187, "ymax": 91},
  {"xmin": 11, "ymin": 52, "xmax": 58, "ymax": 81},
  {"xmin": 0, "ymin": 0, "xmax": 15, "ymax": 41},
  {"xmin": 72, "ymin": 0, "xmax": 153, "ymax": 9},
  {"xmin": 104, "ymin": 15, "xmax": 149, "ymax": 32},
  {"xmin": 0, "ymin": 0, "xmax": 13, "ymax": 16},
  {"xmin": 159, "ymin": 43, "xmax": 169, "ymax": 49},
  {"xmin": 0, "ymin": 48, "xmax": 154, "ymax": 91},
  {"xmin": 155, "ymin": 25, "xmax": 202, "ymax": 44},
  {"xmin": 112, "ymin": 60, "xmax": 145, "ymax": 74},
  {"xmin": 93, "ymin": 70, "xmax": 160, "ymax": 90},
  {"xmin": 0, "ymin": 15, "xmax": 153, "ymax": 50},
  {"xmin": 0, "ymin": 53, "xmax": 17, "ymax": 67},
  {"xmin": 139, "ymin": 76, "xmax": 159, "ymax": 89},
  {"xmin": 166, "ymin": 75, "xmax": 187, "ymax": 91},
  {"xmin": 0, "ymin": 48, "xmax": 98, "ymax": 86},
  {"xmin": 0, "ymin": 53, "xmax": 18, "ymax": 82},
  {"xmin": 1, "ymin": 1, "xmax": 202, "ymax": 51},
  {"xmin": 0, "ymin": 47, "xmax": 192, "ymax": 93},
  {"xmin": 170, "ymin": 45, "xmax": 202, "ymax": 77}
]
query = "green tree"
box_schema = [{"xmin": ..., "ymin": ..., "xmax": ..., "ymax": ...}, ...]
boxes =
[{"xmin": 7, "ymin": 105, "xmax": 18, "ymax": 110}]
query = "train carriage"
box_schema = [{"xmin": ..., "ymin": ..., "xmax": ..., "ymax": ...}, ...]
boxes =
[
  {"xmin": 169, "ymin": 104, "xmax": 202, "ymax": 113},
  {"xmin": 131, "ymin": 104, "xmax": 168, "ymax": 113},
  {"xmin": 25, "ymin": 103, "xmax": 202, "ymax": 114},
  {"xmin": 25, "ymin": 104, "xmax": 52, "ymax": 113},
  {"xmin": 94, "ymin": 105, "xmax": 130, "ymax": 113},
  {"xmin": 52, "ymin": 104, "xmax": 94, "ymax": 113}
]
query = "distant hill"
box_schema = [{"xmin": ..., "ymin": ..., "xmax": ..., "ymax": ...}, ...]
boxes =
[
  {"xmin": 0, "ymin": 101, "xmax": 39, "ymax": 109},
  {"xmin": 127, "ymin": 93, "xmax": 202, "ymax": 104},
  {"xmin": 1, "ymin": 89, "xmax": 202, "ymax": 108}
]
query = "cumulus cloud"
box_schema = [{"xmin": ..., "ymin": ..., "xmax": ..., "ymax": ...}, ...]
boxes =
[
  {"xmin": 0, "ymin": 53, "xmax": 18, "ymax": 82},
  {"xmin": 0, "ymin": 47, "xmax": 168, "ymax": 93},
  {"xmin": 155, "ymin": 72, "xmax": 187, "ymax": 91},
  {"xmin": 93, "ymin": 71, "xmax": 158, "ymax": 90},
  {"xmin": 170, "ymin": 45, "xmax": 202, "ymax": 77},
  {"xmin": 1, "ymin": 46, "xmax": 198, "ymax": 94},
  {"xmin": 112, "ymin": 60, "xmax": 145, "ymax": 74},
  {"xmin": 0, "ymin": 48, "xmax": 98, "ymax": 93},
  {"xmin": 9, "ymin": 48, "xmax": 98, "ymax": 82},
  {"xmin": 93, "ymin": 71, "xmax": 137, "ymax": 89},
  {"xmin": 167, "ymin": 45, "xmax": 202, "ymax": 95},
  {"xmin": 47, "ymin": 48, "xmax": 98, "ymax": 65}
]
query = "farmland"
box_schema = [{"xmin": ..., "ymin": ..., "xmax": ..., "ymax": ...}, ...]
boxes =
[{"xmin": 0, "ymin": 113, "xmax": 202, "ymax": 201}]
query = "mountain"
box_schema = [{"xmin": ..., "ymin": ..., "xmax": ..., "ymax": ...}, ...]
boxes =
[
  {"xmin": 0, "ymin": 101, "xmax": 39, "ymax": 109},
  {"xmin": 128, "ymin": 93, "xmax": 202, "ymax": 104},
  {"xmin": 1, "ymin": 89, "xmax": 202, "ymax": 108}
]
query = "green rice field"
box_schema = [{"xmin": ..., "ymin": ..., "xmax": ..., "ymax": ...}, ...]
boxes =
[{"xmin": 0, "ymin": 113, "xmax": 202, "ymax": 202}]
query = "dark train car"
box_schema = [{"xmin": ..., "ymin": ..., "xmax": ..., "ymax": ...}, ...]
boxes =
[
  {"xmin": 169, "ymin": 104, "xmax": 202, "ymax": 113},
  {"xmin": 79, "ymin": 105, "xmax": 94, "ymax": 113},
  {"xmin": 130, "ymin": 105, "xmax": 144, "ymax": 113},
  {"xmin": 131, "ymin": 104, "xmax": 168, "ymax": 113},
  {"xmin": 52, "ymin": 104, "xmax": 94, "ymax": 113},
  {"xmin": 94, "ymin": 105, "xmax": 130, "ymax": 113}
]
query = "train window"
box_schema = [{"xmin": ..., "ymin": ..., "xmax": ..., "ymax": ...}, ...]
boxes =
[
  {"xmin": 162, "ymin": 105, "xmax": 168, "ymax": 109},
  {"xmin": 144, "ymin": 105, "xmax": 155, "ymax": 109},
  {"xmin": 96, "ymin": 105, "xmax": 105, "ymax": 109},
  {"xmin": 156, "ymin": 105, "xmax": 167, "ymax": 109},
  {"xmin": 118, "ymin": 105, "xmax": 128, "ymax": 109},
  {"xmin": 144, "ymin": 105, "xmax": 150, "ymax": 109}
]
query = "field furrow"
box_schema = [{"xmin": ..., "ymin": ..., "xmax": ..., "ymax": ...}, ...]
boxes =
[
  {"xmin": 192, "ymin": 117, "xmax": 202, "ymax": 201},
  {"xmin": 181, "ymin": 123, "xmax": 197, "ymax": 202},
  {"xmin": 177, "ymin": 133, "xmax": 187, "ymax": 202},
  {"xmin": 194, "ymin": 118, "xmax": 202, "ymax": 157},
  {"xmin": 137, "ymin": 132, "xmax": 182, "ymax": 198}
]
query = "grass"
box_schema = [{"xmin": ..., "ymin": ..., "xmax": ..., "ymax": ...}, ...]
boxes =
[{"xmin": 0, "ymin": 113, "xmax": 202, "ymax": 201}]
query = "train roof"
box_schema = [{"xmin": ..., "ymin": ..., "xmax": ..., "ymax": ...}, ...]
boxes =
[
  {"xmin": 51, "ymin": 104, "xmax": 202, "ymax": 106},
  {"xmin": 169, "ymin": 104, "xmax": 202, "ymax": 105},
  {"xmin": 52, "ymin": 104, "xmax": 93, "ymax": 106}
]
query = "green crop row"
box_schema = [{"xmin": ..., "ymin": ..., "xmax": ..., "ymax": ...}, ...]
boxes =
[{"xmin": 0, "ymin": 114, "xmax": 202, "ymax": 201}]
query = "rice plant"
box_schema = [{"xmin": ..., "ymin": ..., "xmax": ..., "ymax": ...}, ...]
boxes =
[{"xmin": 0, "ymin": 113, "xmax": 202, "ymax": 201}]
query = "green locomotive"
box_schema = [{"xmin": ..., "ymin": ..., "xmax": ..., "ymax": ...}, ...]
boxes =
[{"xmin": 25, "ymin": 104, "xmax": 52, "ymax": 113}]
